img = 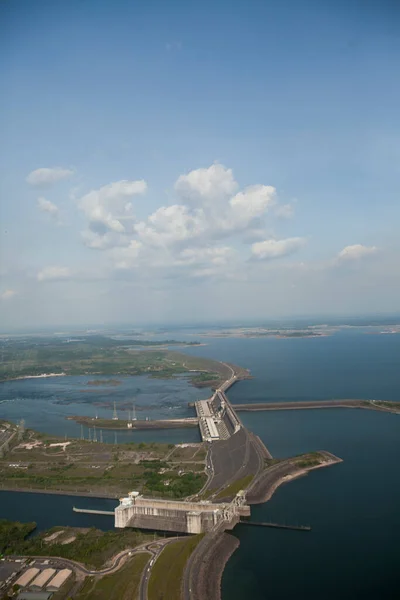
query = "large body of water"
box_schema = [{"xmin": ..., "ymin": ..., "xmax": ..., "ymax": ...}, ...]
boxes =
[
  {"xmin": 0, "ymin": 373, "xmax": 207, "ymax": 443},
  {"xmin": 0, "ymin": 331, "xmax": 399, "ymax": 598}
]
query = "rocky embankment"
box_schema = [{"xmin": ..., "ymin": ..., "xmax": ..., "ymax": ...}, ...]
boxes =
[
  {"xmin": 247, "ymin": 451, "xmax": 343, "ymax": 504},
  {"xmin": 184, "ymin": 531, "xmax": 239, "ymax": 600}
]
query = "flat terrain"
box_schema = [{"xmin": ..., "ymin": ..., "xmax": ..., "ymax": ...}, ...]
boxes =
[
  {"xmin": 76, "ymin": 553, "xmax": 149, "ymax": 599},
  {"xmin": 0, "ymin": 425, "xmax": 207, "ymax": 498},
  {"xmin": 2, "ymin": 522, "xmax": 152, "ymax": 569},
  {"xmin": 0, "ymin": 335, "xmax": 251, "ymax": 390},
  {"xmin": 148, "ymin": 535, "xmax": 204, "ymax": 600}
]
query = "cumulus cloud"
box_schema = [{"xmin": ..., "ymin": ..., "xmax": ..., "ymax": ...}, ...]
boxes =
[
  {"xmin": 27, "ymin": 167, "xmax": 74, "ymax": 187},
  {"xmin": 175, "ymin": 163, "xmax": 238, "ymax": 205},
  {"xmin": 37, "ymin": 197, "xmax": 59, "ymax": 217},
  {"xmin": 251, "ymin": 237, "xmax": 306, "ymax": 260},
  {"xmin": 274, "ymin": 203, "xmax": 295, "ymax": 219},
  {"xmin": 37, "ymin": 266, "xmax": 72, "ymax": 282},
  {"xmin": 1, "ymin": 289, "xmax": 17, "ymax": 300},
  {"xmin": 77, "ymin": 164, "xmax": 304, "ymax": 280},
  {"xmin": 79, "ymin": 180, "xmax": 147, "ymax": 245},
  {"xmin": 337, "ymin": 244, "xmax": 377, "ymax": 261}
]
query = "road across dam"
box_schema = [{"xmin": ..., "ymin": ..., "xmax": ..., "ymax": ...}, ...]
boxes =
[{"xmin": 112, "ymin": 364, "xmax": 270, "ymax": 534}]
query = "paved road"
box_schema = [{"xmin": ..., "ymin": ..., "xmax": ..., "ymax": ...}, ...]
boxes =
[{"xmin": 138, "ymin": 538, "xmax": 181, "ymax": 600}]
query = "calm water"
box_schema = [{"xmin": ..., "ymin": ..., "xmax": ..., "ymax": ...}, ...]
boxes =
[
  {"xmin": 0, "ymin": 374, "xmax": 207, "ymax": 443},
  {"xmin": 222, "ymin": 409, "xmax": 400, "ymax": 600},
  {"xmin": 0, "ymin": 331, "xmax": 399, "ymax": 598},
  {"xmin": 0, "ymin": 491, "xmax": 117, "ymax": 532}
]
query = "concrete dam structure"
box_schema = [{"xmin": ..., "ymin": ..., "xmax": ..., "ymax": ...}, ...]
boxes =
[{"xmin": 115, "ymin": 492, "xmax": 250, "ymax": 534}]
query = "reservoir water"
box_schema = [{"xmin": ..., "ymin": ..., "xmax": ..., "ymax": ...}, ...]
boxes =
[
  {"xmin": 0, "ymin": 331, "xmax": 399, "ymax": 598},
  {"xmin": 0, "ymin": 373, "xmax": 206, "ymax": 443}
]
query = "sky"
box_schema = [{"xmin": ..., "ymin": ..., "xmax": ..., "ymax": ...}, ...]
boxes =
[{"xmin": 1, "ymin": 0, "xmax": 399, "ymax": 329}]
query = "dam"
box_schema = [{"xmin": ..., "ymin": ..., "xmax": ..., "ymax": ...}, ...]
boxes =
[
  {"xmin": 74, "ymin": 363, "xmax": 268, "ymax": 535},
  {"xmin": 114, "ymin": 491, "xmax": 250, "ymax": 533}
]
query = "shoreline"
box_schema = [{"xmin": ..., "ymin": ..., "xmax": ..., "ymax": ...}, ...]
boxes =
[
  {"xmin": 0, "ymin": 487, "xmax": 119, "ymax": 500},
  {"xmin": 247, "ymin": 452, "xmax": 343, "ymax": 505}
]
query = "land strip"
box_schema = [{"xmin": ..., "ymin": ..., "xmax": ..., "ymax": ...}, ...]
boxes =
[
  {"xmin": 147, "ymin": 535, "xmax": 204, "ymax": 600},
  {"xmin": 246, "ymin": 451, "xmax": 343, "ymax": 504},
  {"xmin": 233, "ymin": 399, "xmax": 400, "ymax": 414},
  {"xmin": 69, "ymin": 416, "xmax": 199, "ymax": 430},
  {"xmin": 0, "ymin": 426, "xmax": 207, "ymax": 499}
]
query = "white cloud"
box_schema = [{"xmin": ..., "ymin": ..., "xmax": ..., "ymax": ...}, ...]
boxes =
[
  {"xmin": 274, "ymin": 203, "xmax": 295, "ymax": 219},
  {"xmin": 1, "ymin": 289, "xmax": 17, "ymax": 300},
  {"xmin": 175, "ymin": 163, "xmax": 238, "ymax": 205},
  {"xmin": 37, "ymin": 197, "xmax": 59, "ymax": 217},
  {"xmin": 135, "ymin": 205, "xmax": 207, "ymax": 248},
  {"xmin": 37, "ymin": 266, "xmax": 72, "ymax": 282},
  {"xmin": 77, "ymin": 164, "xmax": 304, "ymax": 280},
  {"xmin": 27, "ymin": 167, "xmax": 74, "ymax": 187},
  {"xmin": 111, "ymin": 240, "xmax": 143, "ymax": 269},
  {"xmin": 79, "ymin": 180, "xmax": 147, "ymax": 244},
  {"xmin": 337, "ymin": 244, "xmax": 377, "ymax": 261},
  {"xmin": 251, "ymin": 237, "xmax": 306, "ymax": 260},
  {"xmin": 228, "ymin": 185, "xmax": 276, "ymax": 228}
]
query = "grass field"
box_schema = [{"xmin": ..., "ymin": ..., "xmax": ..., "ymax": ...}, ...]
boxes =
[
  {"xmin": 215, "ymin": 474, "xmax": 254, "ymax": 500},
  {"xmin": 148, "ymin": 535, "xmax": 204, "ymax": 600},
  {"xmin": 0, "ymin": 430, "xmax": 207, "ymax": 498},
  {"xmin": 8, "ymin": 525, "xmax": 152, "ymax": 569},
  {"xmin": 76, "ymin": 553, "xmax": 149, "ymax": 599},
  {"xmin": 0, "ymin": 335, "xmax": 234, "ymax": 388}
]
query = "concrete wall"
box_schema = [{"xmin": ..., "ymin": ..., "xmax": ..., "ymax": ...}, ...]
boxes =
[{"xmin": 114, "ymin": 495, "xmax": 245, "ymax": 532}]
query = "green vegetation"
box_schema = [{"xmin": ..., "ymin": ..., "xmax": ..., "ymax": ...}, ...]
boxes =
[
  {"xmin": 296, "ymin": 458, "xmax": 321, "ymax": 468},
  {"xmin": 295, "ymin": 451, "xmax": 324, "ymax": 469},
  {"xmin": 0, "ymin": 519, "xmax": 36, "ymax": 553},
  {"xmin": 6, "ymin": 524, "xmax": 151, "ymax": 569},
  {"xmin": 76, "ymin": 553, "xmax": 148, "ymax": 599},
  {"xmin": 148, "ymin": 535, "xmax": 205, "ymax": 600},
  {"xmin": 0, "ymin": 335, "xmax": 231, "ymax": 387},
  {"xmin": 198, "ymin": 488, "xmax": 215, "ymax": 500},
  {"xmin": 215, "ymin": 474, "xmax": 254, "ymax": 500},
  {"xmin": 0, "ymin": 431, "xmax": 206, "ymax": 498},
  {"xmin": 372, "ymin": 400, "xmax": 400, "ymax": 412},
  {"xmin": 190, "ymin": 371, "xmax": 220, "ymax": 386},
  {"xmin": 142, "ymin": 470, "xmax": 206, "ymax": 499}
]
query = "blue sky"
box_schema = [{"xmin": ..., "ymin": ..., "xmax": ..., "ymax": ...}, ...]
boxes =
[{"xmin": 1, "ymin": 0, "xmax": 399, "ymax": 328}]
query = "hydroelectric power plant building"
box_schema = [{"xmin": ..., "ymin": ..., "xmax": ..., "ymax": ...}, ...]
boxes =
[{"xmin": 115, "ymin": 491, "xmax": 250, "ymax": 533}]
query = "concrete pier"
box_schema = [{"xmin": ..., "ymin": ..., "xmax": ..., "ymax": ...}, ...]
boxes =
[{"xmin": 73, "ymin": 507, "xmax": 115, "ymax": 516}]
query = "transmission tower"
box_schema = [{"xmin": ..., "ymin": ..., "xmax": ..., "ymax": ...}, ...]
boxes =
[
  {"xmin": 100, "ymin": 429, "xmax": 103, "ymax": 444},
  {"xmin": 93, "ymin": 425, "xmax": 97, "ymax": 442},
  {"xmin": 112, "ymin": 401, "xmax": 118, "ymax": 420},
  {"xmin": 88, "ymin": 428, "xmax": 92, "ymax": 442},
  {"xmin": 80, "ymin": 425, "xmax": 84, "ymax": 440}
]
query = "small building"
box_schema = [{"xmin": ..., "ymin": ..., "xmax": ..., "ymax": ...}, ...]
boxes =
[
  {"xmin": 14, "ymin": 568, "xmax": 40, "ymax": 588},
  {"xmin": 46, "ymin": 569, "xmax": 72, "ymax": 591},
  {"xmin": 29, "ymin": 569, "xmax": 56, "ymax": 590}
]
